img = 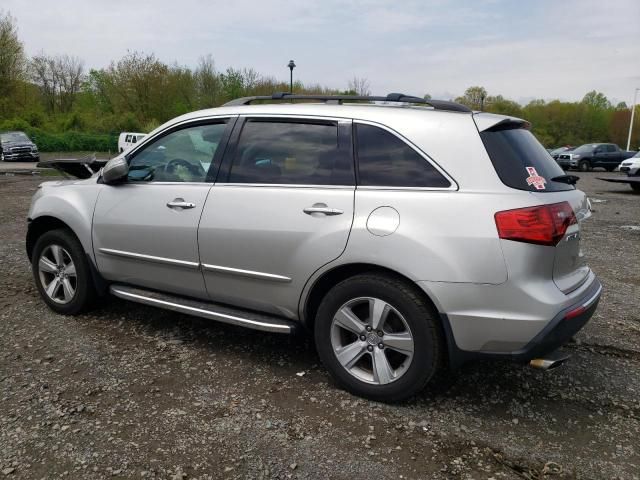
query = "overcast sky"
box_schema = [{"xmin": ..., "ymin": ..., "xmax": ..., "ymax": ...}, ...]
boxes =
[{"xmin": 4, "ymin": 0, "xmax": 640, "ymax": 105}]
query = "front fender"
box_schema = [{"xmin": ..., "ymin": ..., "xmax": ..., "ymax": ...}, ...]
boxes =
[{"xmin": 28, "ymin": 179, "xmax": 103, "ymax": 259}]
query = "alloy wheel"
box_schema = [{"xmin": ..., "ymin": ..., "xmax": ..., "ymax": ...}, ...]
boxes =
[
  {"xmin": 330, "ymin": 297, "xmax": 415, "ymax": 385},
  {"xmin": 38, "ymin": 245, "xmax": 77, "ymax": 304}
]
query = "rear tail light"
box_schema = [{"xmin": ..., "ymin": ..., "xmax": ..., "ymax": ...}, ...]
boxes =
[{"xmin": 494, "ymin": 201, "xmax": 577, "ymax": 246}]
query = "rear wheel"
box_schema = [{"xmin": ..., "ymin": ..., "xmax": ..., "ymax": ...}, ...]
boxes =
[
  {"xmin": 578, "ymin": 160, "xmax": 591, "ymax": 172},
  {"xmin": 314, "ymin": 274, "xmax": 443, "ymax": 402},
  {"xmin": 32, "ymin": 229, "xmax": 97, "ymax": 315}
]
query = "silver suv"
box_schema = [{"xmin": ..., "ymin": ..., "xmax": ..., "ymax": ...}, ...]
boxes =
[{"xmin": 27, "ymin": 93, "xmax": 602, "ymax": 401}]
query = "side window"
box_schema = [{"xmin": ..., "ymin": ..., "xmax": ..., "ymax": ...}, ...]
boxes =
[
  {"xmin": 606, "ymin": 144, "xmax": 616, "ymax": 153},
  {"xmin": 131, "ymin": 136, "xmax": 137, "ymax": 144},
  {"xmin": 355, "ymin": 123, "xmax": 451, "ymax": 188},
  {"xmin": 125, "ymin": 134, "xmax": 132, "ymax": 143},
  {"xmin": 228, "ymin": 120, "xmax": 353, "ymax": 185},
  {"xmin": 127, "ymin": 121, "xmax": 228, "ymax": 183}
]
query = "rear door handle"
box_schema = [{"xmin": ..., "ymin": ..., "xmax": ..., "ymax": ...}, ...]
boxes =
[
  {"xmin": 303, "ymin": 204, "xmax": 343, "ymax": 216},
  {"xmin": 167, "ymin": 198, "xmax": 196, "ymax": 209}
]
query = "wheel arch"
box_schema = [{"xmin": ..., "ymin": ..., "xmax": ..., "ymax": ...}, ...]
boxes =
[
  {"xmin": 26, "ymin": 216, "xmax": 75, "ymax": 261},
  {"xmin": 301, "ymin": 262, "xmax": 443, "ymax": 329}
]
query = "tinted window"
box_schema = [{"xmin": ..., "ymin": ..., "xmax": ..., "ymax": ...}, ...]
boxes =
[
  {"xmin": 125, "ymin": 135, "xmax": 131, "ymax": 142},
  {"xmin": 480, "ymin": 126, "xmax": 572, "ymax": 192},
  {"xmin": 228, "ymin": 120, "xmax": 353, "ymax": 185},
  {"xmin": 605, "ymin": 144, "xmax": 616, "ymax": 153},
  {"xmin": 127, "ymin": 122, "xmax": 227, "ymax": 182},
  {"xmin": 355, "ymin": 124, "xmax": 450, "ymax": 188}
]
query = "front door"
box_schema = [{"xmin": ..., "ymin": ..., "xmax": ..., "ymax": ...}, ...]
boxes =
[
  {"xmin": 93, "ymin": 118, "xmax": 233, "ymax": 299},
  {"xmin": 198, "ymin": 117, "xmax": 355, "ymax": 318}
]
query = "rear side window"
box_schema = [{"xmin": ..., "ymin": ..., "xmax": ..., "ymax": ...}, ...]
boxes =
[
  {"xmin": 228, "ymin": 120, "xmax": 354, "ymax": 185},
  {"xmin": 355, "ymin": 124, "xmax": 451, "ymax": 188},
  {"xmin": 480, "ymin": 126, "xmax": 573, "ymax": 192}
]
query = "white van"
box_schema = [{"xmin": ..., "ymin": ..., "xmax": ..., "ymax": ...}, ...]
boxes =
[{"xmin": 118, "ymin": 132, "xmax": 146, "ymax": 153}]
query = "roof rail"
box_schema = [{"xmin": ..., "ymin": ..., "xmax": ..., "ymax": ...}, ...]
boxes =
[{"xmin": 223, "ymin": 92, "xmax": 472, "ymax": 113}]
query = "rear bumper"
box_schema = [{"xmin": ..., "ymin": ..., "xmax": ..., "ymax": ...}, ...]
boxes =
[
  {"xmin": 421, "ymin": 276, "xmax": 602, "ymax": 368},
  {"xmin": 512, "ymin": 278, "xmax": 601, "ymax": 361}
]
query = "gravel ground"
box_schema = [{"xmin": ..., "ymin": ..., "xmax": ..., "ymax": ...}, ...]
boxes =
[{"xmin": 1, "ymin": 172, "xmax": 639, "ymax": 480}]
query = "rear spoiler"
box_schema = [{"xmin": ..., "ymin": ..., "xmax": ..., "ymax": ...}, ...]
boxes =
[
  {"xmin": 37, "ymin": 154, "xmax": 108, "ymax": 179},
  {"xmin": 473, "ymin": 112, "xmax": 530, "ymax": 132}
]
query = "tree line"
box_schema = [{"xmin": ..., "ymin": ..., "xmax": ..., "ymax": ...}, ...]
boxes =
[{"xmin": 0, "ymin": 11, "xmax": 638, "ymax": 152}]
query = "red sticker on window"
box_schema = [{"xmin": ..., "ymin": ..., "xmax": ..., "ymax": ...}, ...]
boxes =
[{"xmin": 525, "ymin": 166, "xmax": 547, "ymax": 190}]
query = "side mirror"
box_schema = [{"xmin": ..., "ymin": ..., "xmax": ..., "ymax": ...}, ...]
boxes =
[{"xmin": 102, "ymin": 157, "xmax": 129, "ymax": 184}]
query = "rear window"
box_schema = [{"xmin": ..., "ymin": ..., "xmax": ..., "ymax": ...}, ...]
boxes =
[{"xmin": 480, "ymin": 126, "xmax": 573, "ymax": 192}]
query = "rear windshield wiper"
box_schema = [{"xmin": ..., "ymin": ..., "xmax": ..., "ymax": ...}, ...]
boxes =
[{"xmin": 551, "ymin": 174, "xmax": 580, "ymax": 185}]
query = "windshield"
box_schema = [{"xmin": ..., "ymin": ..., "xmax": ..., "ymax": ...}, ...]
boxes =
[
  {"xmin": 633, "ymin": 151, "xmax": 640, "ymax": 158},
  {"xmin": 573, "ymin": 144, "xmax": 597, "ymax": 154},
  {"xmin": 0, "ymin": 132, "xmax": 30, "ymax": 143}
]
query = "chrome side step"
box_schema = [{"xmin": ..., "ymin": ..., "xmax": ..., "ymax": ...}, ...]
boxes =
[{"xmin": 109, "ymin": 284, "xmax": 297, "ymax": 334}]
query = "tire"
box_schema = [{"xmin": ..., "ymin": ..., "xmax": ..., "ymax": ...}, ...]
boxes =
[
  {"xmin": 631, "ymin": 183, "xmax": 640, "ymax": 192},
  {"xmin": 32, "ymin": 228, "xmax": 97, "ymax": 315},
  {"xmin": 578, "ymin": 160, "xmax": 591, "ymax": 172},
  {"xmin": 314, "ymin": 273, "xmax": 443, "ymax": 402}
]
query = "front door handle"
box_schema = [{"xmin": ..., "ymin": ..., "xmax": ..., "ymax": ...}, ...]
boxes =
[
  {"xmin": 303, "ymin": 203, "xmax": 344, "ymax": 216},
  {"xmin": 167, "ymin": 198, "xmax": 196, "ymax": 209}
]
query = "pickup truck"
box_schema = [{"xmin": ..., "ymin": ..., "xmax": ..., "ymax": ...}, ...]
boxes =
[{"xmin": 557, "ymin": 143, "xmax": 636, "ymax": 172}]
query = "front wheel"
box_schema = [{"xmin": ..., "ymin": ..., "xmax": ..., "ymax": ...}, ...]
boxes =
[
  {"xmin": 314, "ymin": 274, "xmax": 443, "ymax": 402},
  {"xmin": 32, "ymin": 229, "xmax": 97, "ymax": 315},
  {"xmin": 579, "ymin": 160, "xmax": 591, "ymax": 172}
]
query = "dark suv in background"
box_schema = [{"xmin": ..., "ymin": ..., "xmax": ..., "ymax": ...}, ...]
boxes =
[
  {"xmin": 557, "ymin": 143, "xmax": 635, "ymax": 171},
  {"xmin": 0, "ymin": 131, "xmax": 39, "ymax": 162}
]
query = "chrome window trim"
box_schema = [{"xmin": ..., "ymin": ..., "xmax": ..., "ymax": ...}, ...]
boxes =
[
  {"xmin": 239, "ymin": 113, "xmax": 352, "ymax": 123},
  {"xmin": 98, "ymin": 248, "xmax": 199, "ymax": 269},
  {"xmin": 215, "ymin": 183, "xmax": 354, "ymax": 190},
  {"xmin": 354, "ymin": 119, "xmax": 459, "ymax": 191},
  {"xmin": 201, "ymin": 263, "xmax": 291, "ymax": 283}
]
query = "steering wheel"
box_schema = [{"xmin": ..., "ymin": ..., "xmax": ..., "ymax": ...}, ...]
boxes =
[{"xmin": 163, "ymin": 158, "xmax": 206, "ymax": 180}]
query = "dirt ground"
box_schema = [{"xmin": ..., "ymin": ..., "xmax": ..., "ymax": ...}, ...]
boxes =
[{"xmin": 1, "ymin": 172, "xmax": 639, "ymax": 479}]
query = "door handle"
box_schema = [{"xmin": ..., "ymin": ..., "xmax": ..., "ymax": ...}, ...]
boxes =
[
  {"xmin": 167, "ymin": 199, "xmax": 196, "ymax": 209},
  {"xmin": 303, "ymin": 204, "xmax": 343, "ymax": 216}
]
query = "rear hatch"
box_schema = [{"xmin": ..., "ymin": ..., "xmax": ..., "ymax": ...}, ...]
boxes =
[{"xmin": 475, "ymin": 113, "xmax": 591, "ymax": 294}]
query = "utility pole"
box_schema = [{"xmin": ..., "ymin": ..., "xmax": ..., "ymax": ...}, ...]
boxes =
[{"xmin": 627, "ymin": 88, "xmax": 639, "ymax": 151}]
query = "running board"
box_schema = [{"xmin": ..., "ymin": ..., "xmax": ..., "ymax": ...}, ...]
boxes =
[{"xmin": 109, "ymin": 284, "xmax": 297, "ymax": 334}]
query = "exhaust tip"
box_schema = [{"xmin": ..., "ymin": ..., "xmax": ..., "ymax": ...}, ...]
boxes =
[{"xmin": 529, "ymin": 352, "xmax": 570, "ymax": 370}]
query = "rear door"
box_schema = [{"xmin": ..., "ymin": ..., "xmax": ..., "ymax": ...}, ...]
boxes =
[
  {"xmin": 478, "ymin": 120, "xmax": 591, "ymax": 293},
  {"xmin": 198, "ymin": 116, "xmax": 355, "ymax": 317}
]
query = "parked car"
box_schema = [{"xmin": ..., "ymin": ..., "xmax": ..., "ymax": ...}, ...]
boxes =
[
  {"xmin": 549, "ymin": 146, "xmax": 574, "ymax": 160},
  {"xmin": 118, "ymin": 132, "xmax": 147, "ymax": 153},
  {"xmin": 26, "ymin": 93, "xmax": 602, "ymax": 401},
  {"xmin": 615, "ymin": 152, "xmax": 640, "ymax": 191},
  {"xmin": 0, "ymin": 131, "xmax": 39, "ymax": 162},
  {"xmin": 557, "ymin": 143, "xmax": 635, "ymax": 172}
]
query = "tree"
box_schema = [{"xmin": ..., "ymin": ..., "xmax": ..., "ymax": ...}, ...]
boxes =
[
  {"xmin": 455, "ymin": 86, "xmax": 487, "ymax": 110},
  {"xmin": 194, "ymin": 54, "xmax": 221, "ymax": 108},
  {"xmin": 348, "ymin": 76, "xmax": 371, "ymax": 96},
  {"xmin": 0, "ymin": 11, "xmax": 27, "ymax": 117},
  {"xmin": 30, "ymin": 53, "xmax": 85, "ymax": 114},
  {"xmin": 582, "ymin": 90, "xmax": 611, "ymax": 109}
]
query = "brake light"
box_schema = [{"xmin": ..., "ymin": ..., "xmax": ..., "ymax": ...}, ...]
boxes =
[{"xmin": 494, "ymin": 201, "xmax": 577, "ymax": 246}]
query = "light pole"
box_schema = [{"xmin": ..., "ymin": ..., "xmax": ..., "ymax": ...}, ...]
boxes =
[
  {"xmin": 627, "ymin": 87, "xmax": 639, "ymax": 151},
  {"xmin": 287, "ymin": 60, "xmax": 296, "ymax": 94}
]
